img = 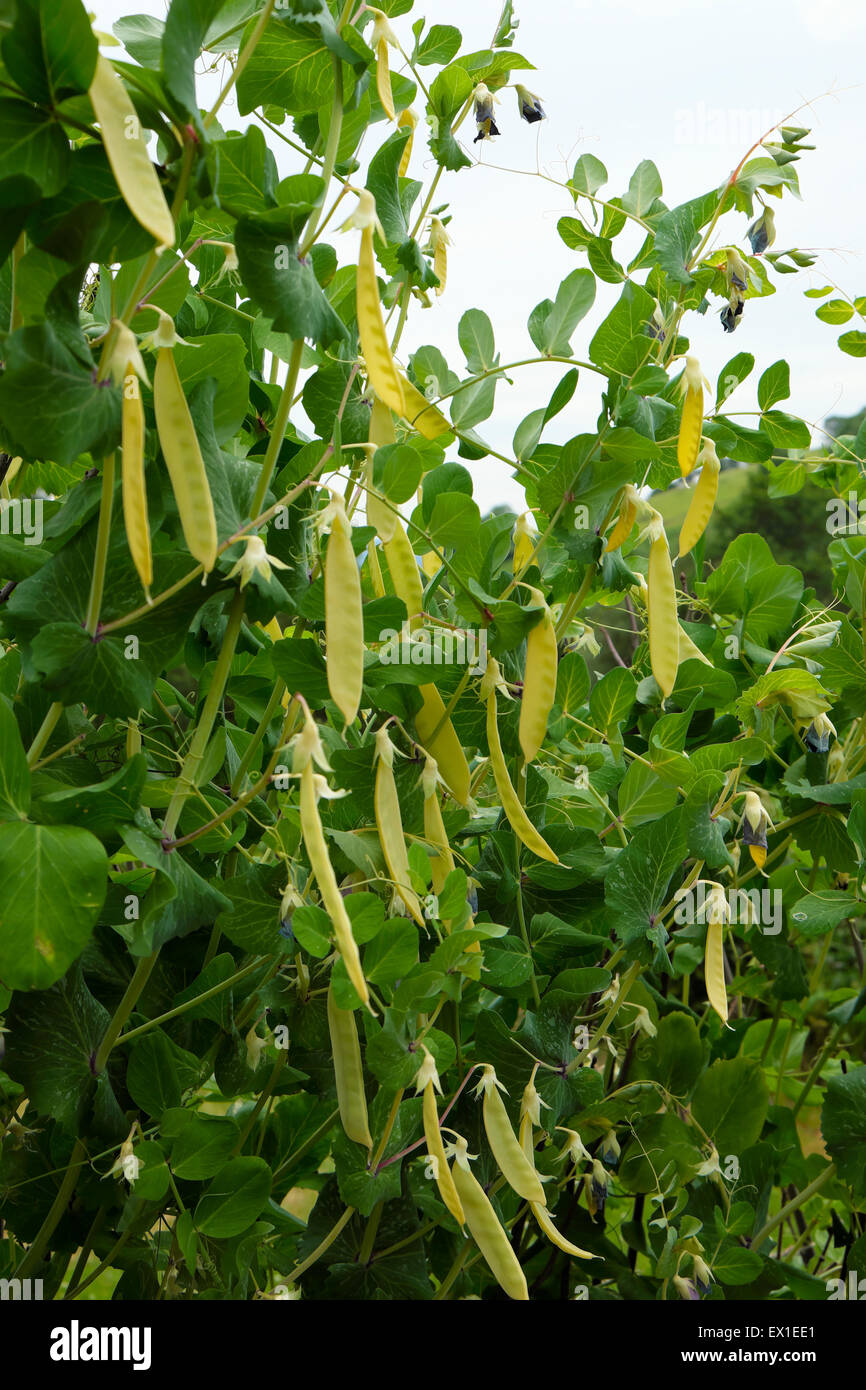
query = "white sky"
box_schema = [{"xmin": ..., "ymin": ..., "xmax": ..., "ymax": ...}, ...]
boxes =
[{"xmin": 94, "ymin": 0, "xmax": 866, "ymax": 511}]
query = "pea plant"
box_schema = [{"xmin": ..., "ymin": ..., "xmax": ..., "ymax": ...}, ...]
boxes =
[{"xmin": 1, "ymin": 0, "xmax": 865, "ymax": 1305}]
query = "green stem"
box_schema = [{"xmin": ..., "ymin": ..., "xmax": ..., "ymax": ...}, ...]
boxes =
[
  {"xmin": 232, "ymin": 1049, "xmax": 289, "ymax": 1154},
  {"xmin": 26, "ymin": 701, "xmax": 64, "ymax": 768},
  {"xmin": 288, "ymin": 1206, "xmax": 355, "ymax": 1283},
  {"xmin": 15, "ymin": 1138, "xmax": 88, "ymax": 1280},
  {"xmin": 63, "ymin": 1227, "xmax": 134, "ymax": 1300},
  {"xmin": 94, "ymin": 954, "xmax": 158, "ymax": 1073},
  {"xmin": 113, "ymin": 958, "xmax": 265, "ymax": 1048},
  {"xmin": 358, "ymin": 1201, "xmax": 383, "ymax": 1264},
  {"xmin": 251, "ymin": 339, "xmax": 305, "ymax": 519},
  {"xmin": 750, "ymin": 1164, "xmax": 836, "ymax": 1250},
  {"xmin": 299, "ymin": 56, "xmax": 345, "ymax": 256},
  {"xmin": 791, "ymin": 1024, "xmax": 841, "ymax": 1120},
  {"xmin": 273, "ymin": 1107, "xmax": 340, "ymax": 1183},
  {"xmin": 63, "ymin": 1206, "xmax": 108, "ymax": 1298},
  {"xmin": 84, "ymin": 454, "xmax": 115, "ymax": 636},
  {"xmin": 162, "ymin": 588, "xmax": 247, "ymax": 839},
  {"xmin": 204, "ymin": 0, "xmax": 277, "ymax": 128}
]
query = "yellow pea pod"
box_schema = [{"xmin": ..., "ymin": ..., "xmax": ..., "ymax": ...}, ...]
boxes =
[
  {"xmin": 366, "ymin": 540, "xmax": 386, "ymax": 597},
  {"xmin": 430, "ymin": 217, "xmax": 451, "ymax": 297},
  {"xmin": 366, "ymin": 395, "xmax": 397, "ymax": 542},
  {"xmin": 422, "ymin": 758, "xmax": 455, "ymax": 897},
  {"xmin": 258, "ymin": 617, "xmax": 291, "ymax": 708},
  {"xmin": 647, "ymin": 520, "xmax": 678, "ymax": 700},
  {"xmin": 397, "ymin": 371, "xmax": 451, "ymax": 440},
  {"xmin": 374, "ymin": 727, "xmax": 425, "ymax": 926},
  {"xmin": 484, "ymin": 666, "xmax": 559, "ymax": 864},
  {"xmin": 383, "ymin": 519, "xmax": 424, "ymax": 628},
  {"xmin": 605, "ymin": 484, "xmax": 639, "ymax": 553},
  {"xmin": 327, "ymin": 983, "xmax": 373, "ymax": 1149},
  {"xmin": 478, "ymin": 1068, "xmax": 546, "ymax": 1205},
  {"xmin": 423, "ymin": 1080, "xmax": 465, "ymax": 1227},
  {"xmin": 415, "ymin": 684, "xmax": 471, "ymax": 806},
  {"xmin": 121, "ymin": 369, "xmax": 152, "ymax": 598},
  {"xmin": 153, "ymin": 347, "xmax": 217, "ymax": 571},
  {"xmin": 325, "ymin": 496, "xmax": 364, "ymax": 727},
  {"xmin": 531, "ymin": 1198, "xmax": 597, "ymax": 1259},
  {"xmin": 678, "ymin": 440, "xmax": 720, "ymax": 557},
  {"xmin": 512, "ymin": 512, "xmax": 538, "ymax": 575},
  {"xmin": 519, "ymin": 591, "xmax": 558, "ymax": 765},
  {"xmin": 678, "ymin": 622, "xmax": 712, "ymax": 666},
  {"xmin": 450, "ymin": 1139, "xmax": 528, "ymax": 1300},
  {"xmin": 88, "ymin": 55, "xmax": 174, "ymax": 249},
  {"xmin": 358, "ymin": 226, "xmax": 405, "ymax": 415},
  {"xmin": 703, "ymin": 884, "xmax": 730, "ymax": 1023},
  {"xmin": 397, "ymin": 108, "xmax": 417, "ymax": 177},
  {"xmin": 300, "ymin": 762, "xmax": 370, "ymax": 1008},
  {"xmin": 375, "ymin": 36, "xmax": 395, "ymax": 120},
  {"xmin": 677, "ymin": 356, "xmax": 706, "ymax": 478}
]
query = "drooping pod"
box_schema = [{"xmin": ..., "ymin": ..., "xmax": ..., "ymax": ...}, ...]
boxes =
[
  {"xmin": 449, "ymin": 1135, "xmax": 528, "ymax": 1300},
  {"xmin": 366, "ymin": 540, "xmax": 386, "ymax": 598},
  {"xmin": 383, "ymin": 518, "xmax": 424, "ymax": 628},
  {"xmin": 367, "ymin": 394, "xmax": 398, "ymax": 541},
  {"xmin": 374, "ymin": 725, "xmax": 425, "ymax": 926},
  {"xmin": 322, "ymin": 491, "xmax": 365, "ymax": 727},
  {"xmin": 416, "ymin": 1049, "xmax": 465, "ymax": 1227},
  {"xmin": 677, "ymin": 355, "xmax": 706, "ymax": 479},
  {"xmin": 475, "ymin": 1065, "xmax": 546, "ymax": 1205},
  {"xmin": 677, "ymin": 622, "xmax": 712, "ymax": 667},
  {"xmin": 368, "ymin": 8, "xmax": 398, "ymax": 121},
  {"xmin": 605, "ymin": 484, "xmax": 639, "ymax": 553},
  {"xmin": 88, "ymin": 55, "xmax": 174, "ymax": 249},
  {"xmin": 152, "ymin": 324, "xmax": 217, "ymax": 572},
  {"xmin": 429, "ymin": 217, "xmax": 451, "ymax": 297},
  {"xmin": 397, "ymin": 107, "xmax": 418, "ymax": 177},
  {"xmin": 678, "ymin": 440, "xmax": 720, "ymax": 557},
  {"xmin": 646, "ymin": 512, "xmax": 678, "ymax": 701},
  {"xmin": 121, "ymin": 366, "xmax": 152, "ymax": 598},
  {"xmin": 299, "ymin": 756, "xmax": 370, "ymax": 1008},
  {"xmin": 344, "ymin": 192, "xmax": 405, "ymax": 415},
  {"xmin": 512, "ymin": 511, "xmax": 538, "ymax": 575},
  {"xmin": 422, "ymin": 756, "xmax": 455, "ymax": 897},
  {"xmin": 397, "ymin": 372, "xmax": 451, "ymax": 440},
  {"xmin": 327, "ymin": 982, "xmax": 373, "ymax": 1149},
  {"xmin": 518, "ymin": 587, "xmax": 558, "ymax": 765},
  {"xmin": 483, "ymin": 658, "xmax": 559, "ymax": 863},
  {"xmin": 415, "ymin": 685, "xmax": 471, "ymax": 807},
  {"xmin": 703, "ymin": 882, "xmax": 731, "ymax": 1024}
]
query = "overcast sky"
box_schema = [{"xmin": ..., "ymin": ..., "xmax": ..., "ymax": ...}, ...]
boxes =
[{"xmin": 94, "ymin": 0, "xmax": 866, "ymax": 511}]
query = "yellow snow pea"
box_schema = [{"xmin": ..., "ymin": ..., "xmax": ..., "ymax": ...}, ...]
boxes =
[
  {"xmin": 374, "ymin": 725, "xmax": 425, "ymax": 926},
  {"xmin": 647, "ymin": 513, "xmax": 678, "ymax": 700},
  {"xmin": 678, "ymin": 439, "xmax": 720, "ymax": 556},
  {"xmin": 518, "ymin": 587, "xmax": 558, "ymax": 764},
  {"xmin": 323, "ymin": 492, "xmax": 364, "ymax": 727},
  {"xmin": 327, "ymin": 983, "xmax": 372, "ymax": 1150},
  {"xmin": 677, "ymin": 356, "xmax": 706, "ymax": 478},
  {"xmin": 121, "ymin": 368, "xmax": 152, "ymax": 597},
  {"xmin": 450, "ymin": 1136, "xmax": 528, "ymax": 1300},
  {"xmin": 88, "ymin": 55, "xmax": 174, "ymax": 249},
  {"xmin": 153, "ymin": 346, "xmax": 217, "ymax": 572},
  {"xmin": 483, "ymin": 659, "xmax": 559, "ymax": 863},
  {"xmin": 299, "ymin": 761, "xmax": 370, "ymax": 1009}
]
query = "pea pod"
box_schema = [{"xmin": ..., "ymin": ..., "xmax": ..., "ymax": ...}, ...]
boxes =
[
  {"xmin": 484, "ymin": 661, "xmax": 559, "ymax": 864},
  {"xmin": 397, "ymin": 108, "xmax": 417, "ymax": 177},
  {"xmin": 383, "ymin": 520, "xmax": 424, "ymax": 628},
  {"xmin": 366, "ymin": 540, "xmax": 386, "ymax": 597},
  {"xmin": 369, "ymin": 9, "xmax": 396, "ymax": 120},
  {"xmin": 327, "ymin": 983, "xmax": 372, "ymax": 1150},
  {"xmin": 512, "ymin": 512, "xmax": 537, "ymax": 575},
  {"xmin": 704, "ymin": 883, "xmax": 730, "ymax": 1024},
  {"xmin": 355, "ymin": 203, "xmax": 405, "ymax": 414},
  {"xmin": 367, "ymin": 395, "xmax": 398, "ymax": 541},
  {"xmin": 397, "ymin": 371, "xmax": 451, "ymax": 440},
  {"xmin": 518, "ymin": 1113, "xmax": 596, "ymax": 1258},
  {"xmin": 121, "ymin": 369, "xmax": 152, "ymax": 598},
  {"xmin": 423, "ymin": 1080, "xmax": 465, "ymax": 1227},
  {"xmin": 324, "ymin": 493, "xmax": 364, "ymax": 727},
  {"xmin": 518, "ymin": 588, "xmax": 558, "ymax": 764},
  {"xmin": 605, "ymin": 485, "xmax": 639, "ymax": 553},
  {"xmin": 153, "ymin": 347, "xmax": 217, "ymax": 572},
  {"xmin": 374, "ymin": 726, "xmax": 425, "ymax": 926},
  {"xmin": 647, "ymin": 517, "xmax": 678, "ymax": 700},
  {"xmin": 450, "ymin": 1137, "xmax": 529, "ymax": 1300},
  {"xmin": 477, "ymin": 1066, "xmax": 546, "ymax": 1205},
  {"xmin": 677, "ymin": 356, "xmax": 706, "ymax": 478},
  {"xmin": 299, "ymin": 761, "xmax": 370, "ymax": 1009},
  {"xmin": 415, "ymin": 685, "xmax": 471, "ymax": 806},
  {"xmin": 422, "ymin": 757, "xmax": 455, "ymax": 897},
  {"xmin": 678, "ymin": 440, "xmax": 720, "ymax": 557},
  {"xmin": 88, "ymin": 56, "xmax": 174, "ymax": 249}
]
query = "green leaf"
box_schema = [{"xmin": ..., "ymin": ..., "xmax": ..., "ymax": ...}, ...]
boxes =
[
  {"xmin": 415, "ymin": 24, "xmax": 461, "ymax": 65},
  {"xmin": 528, "ymin": 268, "xmax": 595, "ymax": 356},
  {"xmin": 760, "ymin": 410, "xmax": 811, "ymax": 450},
  {"xmin": 589, "ymin": 280, "xmax": 656, "ymax": 377},
  {"xmin": 605, "ymin": 809, "xmax": 686, "ymax": 952},
  {"xmin": 2, "ymin": 0, "xmax": 97, "ymax": 104},
  {"xmin": 0, "ymin": 698, "xmax": 30, "ymax": 817},
  {"xmin": 458, "ymin": 308, "xmax": 496, "ymax": 374},
  {"xmin": 757, "ymin": 359, "xmax": 790, "ymax": 411},
  {"xmin": 838, "ymin": 330, "xmax": 866, "ymax": 358},
  {"xmin": 236, "ymin": 13, "xmax": 358, "ymax": 116},
  {"xmin": 32, "ymin": 755, "xmax": 145, "ymax": 837},
  {"xmin": 127, "ymin": 1030, "xmax": 199, "ymax": 1116},
  {"xmin": 822, "ymin": 1068, "xmax": 866, "ymax": 1191},
  {"xmin": 570, "ymin": 153, "xmax": 607, "ymax": 198},
  {"xmin": 692, "ymin": 1058, "xmax": 768, "ymax": 1157},
  {"xmin": 716, "ymin": 352, "xmax": 754, "ymax": 406},
  {"xmin": 0, "ymin": 324, "xmax": 119, "ymax": 466},
  {"xmin": 618, "ymin": 1114, "xmax": 703, "ymax": 1192},
  {"xmin": 0, "ymin": 822, "xmax": 108, "ymax": 990},
  {"xmin": 113, "ymin": 14, "xmax": 164, "ymax": 67},
  {"xmin": 163, "ymin": 1110, "xmax": 242, "ymax": 1179},
  {"xmin": 621, "ymin": 159, "xmax": 662, "ymax": 217},
  {"xmin": 163, "ymin": 0, "xmax": 234, "ymax": 114},
  {"xmin": 2, "ymin": 965, "xmax": 109, "ymax": 1130},
  {"xmin": 815, "ymin": 298, "xmax": 854, "ymax": 325},
  {"xmin": 589, "ymin": 666, "xmax": 636, "ymax": 751},
  {"xmin": 235, "ymin": 205, "xmax": 346, "ymax": 348},
  {"xmin": 713, "ymin": 1246, "xmax": 764, "ymax": 1286},
  {"xmin": 194, "ymin": 1157, "xmax": 273, "ymax": 1237}
]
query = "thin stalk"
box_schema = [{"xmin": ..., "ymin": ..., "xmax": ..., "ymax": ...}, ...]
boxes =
[
  {"xmin": 750, "ymin": 1164, "xmax": 836, "ymax": 1250},
  {"xmin": 113, "ymin": 958, "xmax": 265, "ymax": 1047},
  {"xmin": 84, "ymin": 454, "xmax": 115, "ymax": 635},
  {"xmin": 15, "ymin": 1139, "xmax": 88, "ymax": 1280},
  {"xmin": 288, "ymin": 1206, "xmax": 355, "ymax": 1283},
  {"xmin": 251, "ymin": 339, "xmax": 304, "ymax": 518},
  {"xmin": 26, "ymin": 702, "xmax": 64, "ymax": 768},
  {"xmin": 93, "ymin": 954, "xmax": 159, "ymax": 1073}
]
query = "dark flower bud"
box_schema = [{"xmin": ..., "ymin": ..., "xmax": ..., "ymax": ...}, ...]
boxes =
[
  {"xmin": 746, "ymin": 204, "xmax": 776, "ymax": 255},
  {"xmin": 515, "ymin": 84, "xmax": 545, "ymax": 124}
]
